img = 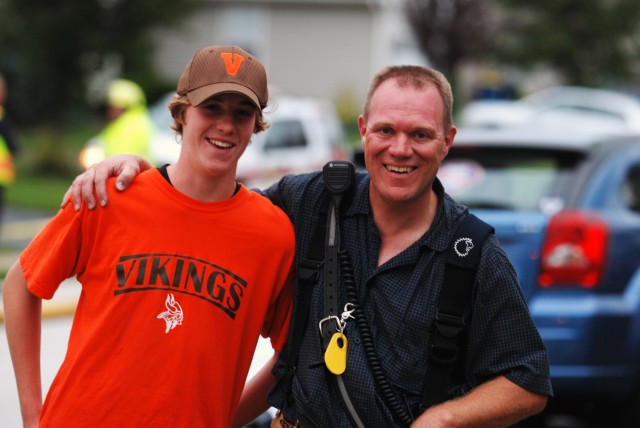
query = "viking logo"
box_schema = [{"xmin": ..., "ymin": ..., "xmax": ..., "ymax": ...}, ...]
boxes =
[
  {"xmin": 454, "ymin": 237, "xmax": 474, "ymax": 258},
  {"xmin": 157, "ymin": 293, "xmax": 184, "ymax": 333}
]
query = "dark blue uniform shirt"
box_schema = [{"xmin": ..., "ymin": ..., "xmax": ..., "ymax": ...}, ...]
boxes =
[{"xmin": 265, "ymin": 171, "xmax": 552, "ymax": 427}]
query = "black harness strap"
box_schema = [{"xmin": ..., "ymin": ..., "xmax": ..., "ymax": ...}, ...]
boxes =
[
  {"xmin": 320, "ymin": 203, "xmax": 341, "ymax": 347},
  {"xmin": 421, "ymin": 213, "xmax": 494, "ymax": 409},
  {"xmin": 281, "ymin": 211, "xmax": 326, "ymax": 406}
]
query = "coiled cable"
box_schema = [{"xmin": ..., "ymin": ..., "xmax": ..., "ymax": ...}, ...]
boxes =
[{"xmin": 339, "ymin": 250, "xmax": 414, "ymax": 427}]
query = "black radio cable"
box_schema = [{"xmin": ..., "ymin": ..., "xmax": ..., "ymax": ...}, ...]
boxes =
[{"xmin": 338, "ymin": 250, "xmax": 414, "ymax": 427}]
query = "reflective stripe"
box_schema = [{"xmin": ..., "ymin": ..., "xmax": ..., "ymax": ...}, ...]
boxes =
[{"xmin": 0, "ymin": 136, "xmax": 15, "ymax": 185}]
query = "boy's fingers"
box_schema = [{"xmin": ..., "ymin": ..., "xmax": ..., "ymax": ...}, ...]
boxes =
[{"xmin": 80, "ymin": 167, "xmax": 98, "ymax": 210}]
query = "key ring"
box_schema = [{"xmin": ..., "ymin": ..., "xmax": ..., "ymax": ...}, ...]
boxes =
[{"xmin": 318, "ymin": 315, "xmax": 345, "ymax": 336}]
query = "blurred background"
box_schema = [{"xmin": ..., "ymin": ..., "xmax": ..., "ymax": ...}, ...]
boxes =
[
  {"xmin": 3, "ymin": 1, "xmax": 640, "ymax": 427},
  {"xmin": 3, "ymin": 0, "xmax": 640, "ymax": 212}
]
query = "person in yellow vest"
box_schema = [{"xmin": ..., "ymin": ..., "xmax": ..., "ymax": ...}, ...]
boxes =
[
  {"xmin": 0, "ymin": 72, "xmax": 20, "ymax": 231},
  {"xmin": 79, "ymin": 79, "xmax": 154, "ymax": 168}
]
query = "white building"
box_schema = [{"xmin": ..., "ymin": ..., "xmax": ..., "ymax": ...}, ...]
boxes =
[{"xmin": 152, "ymin": 0, "xmax": 427, "ymax": 113}]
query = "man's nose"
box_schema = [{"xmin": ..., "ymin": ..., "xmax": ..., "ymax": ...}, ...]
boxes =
[
  {"xmin": 216, "ymin": 113, "xmax": 235, "ymax": 134},
  {"xmin": 388, "ymin": 135, "xmax": 412, "ymax": 156}
]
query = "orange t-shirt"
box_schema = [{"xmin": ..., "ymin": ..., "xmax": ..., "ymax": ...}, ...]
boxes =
[{"xmin": 21, "ymin": 169, "xmax": 295, "ymax": 428}]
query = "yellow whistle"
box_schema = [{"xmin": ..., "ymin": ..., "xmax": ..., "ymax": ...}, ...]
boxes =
[{"xmin": 324, "ymin": 332, "xmax": 348, "ymax": 375}]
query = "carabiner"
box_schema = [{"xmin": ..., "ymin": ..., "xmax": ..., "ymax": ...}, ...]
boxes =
[{"xmin": 318, "ymin": 315, "xmax": 345, "ymax": 336}]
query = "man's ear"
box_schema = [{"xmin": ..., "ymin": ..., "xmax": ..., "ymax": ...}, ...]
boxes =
[
  {"xmin": 357, "ymin": 115, "xmax": 367, "ymax": 149},
  {"xmin": 442, "ymin": 125, "xmax": 457, "ymax": 157}
]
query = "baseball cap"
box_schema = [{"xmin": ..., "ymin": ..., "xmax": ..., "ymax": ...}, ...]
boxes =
[{"xmin": 177, "ymin": 45, "xmax": 268, "ymax": 110}]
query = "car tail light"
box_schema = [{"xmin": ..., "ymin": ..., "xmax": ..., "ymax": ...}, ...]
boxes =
[{"xmin": 538, "ymin": 210, "xmax": 608, "ymax": 288}]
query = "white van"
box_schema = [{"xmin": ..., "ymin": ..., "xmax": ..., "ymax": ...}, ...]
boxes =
[{"xmin": 149, "ymin": 94, "xmax": 351, "ymax": 189}]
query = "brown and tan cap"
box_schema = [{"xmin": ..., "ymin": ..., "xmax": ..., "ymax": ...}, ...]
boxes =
[{"xmin": 177, "ymin": 45, "xmax": 268, "ymax": 110}]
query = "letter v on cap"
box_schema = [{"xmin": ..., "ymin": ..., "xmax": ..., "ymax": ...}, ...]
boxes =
[{"xmin": 220, "ymin": 52, "xmax": 245, "ymax": 76}]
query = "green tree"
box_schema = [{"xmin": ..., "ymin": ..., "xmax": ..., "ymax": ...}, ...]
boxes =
[
  {"xmin": 404, "ymin": 0, "xmax": 500, "ymax": 78},
  {"xmin": 403, "ymin": 0, "xmax": 501, "ymax": 109},
  {"xmin": 0, "ymin": 0, "xmax": 200, "ymax": 174},
  {"xmin": 495, "ymin": 0, "xmax": 640, "ymax": 86}
]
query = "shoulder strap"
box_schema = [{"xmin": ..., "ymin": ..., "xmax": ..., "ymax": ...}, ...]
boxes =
[
  {"xmin": 421, "ymin": 213, "xmax": 494, "ymax": 409},
  {"xmin": 280, "ymin": 196, "xmax": 329, "ymax": 406},
  {"xmin": 281, "ymin": 164, "xmax": 356, "ymax": 406}
]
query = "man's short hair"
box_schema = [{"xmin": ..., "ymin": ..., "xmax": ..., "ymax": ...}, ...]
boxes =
[{"xmin": 363, "ymin": 65, "xmax": 454, "ymax": 132}]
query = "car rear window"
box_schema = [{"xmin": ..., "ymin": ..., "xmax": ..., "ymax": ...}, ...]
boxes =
[
  {"xmin": 264, "ymin": 119, "xmax": 307, "ymax": 149},
  {"xmin": 439, "ymin": 147, "xmax": 584, "ymax": 212}
]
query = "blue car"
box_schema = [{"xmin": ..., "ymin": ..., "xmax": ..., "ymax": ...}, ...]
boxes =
[{"xmin": 437, "ymin": 127, "xmax": 640, "ymax": 421}]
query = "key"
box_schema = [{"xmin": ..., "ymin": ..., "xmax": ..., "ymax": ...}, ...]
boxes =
[{"xmin": 325, "ymin": 332, "xmax": 348, "ymax": 375}]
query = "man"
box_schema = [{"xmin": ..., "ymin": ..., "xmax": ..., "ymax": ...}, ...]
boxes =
[
  {"xmin": 63, "ymin": 65, "xmax": 552, "ymax": 427},
  {"xmin": 0, "ymin": 72, "xmax": 20, "ymax": 231},
  {"xmin": 79, "ymin": 78, "xmax": 154, "ymax": 169},
  {"xmin": 4, "ymin": 45, "xmax": 294, "ymax": 427}
]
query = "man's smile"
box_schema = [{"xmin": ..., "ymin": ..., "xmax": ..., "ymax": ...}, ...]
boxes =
[
  {"xmin": 385, "ymin": 164, "xmax": 415, "ymax": 173},
  {"xmin": 206, "ymin": 138, "xmax": 233, "ymax": 149}
]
